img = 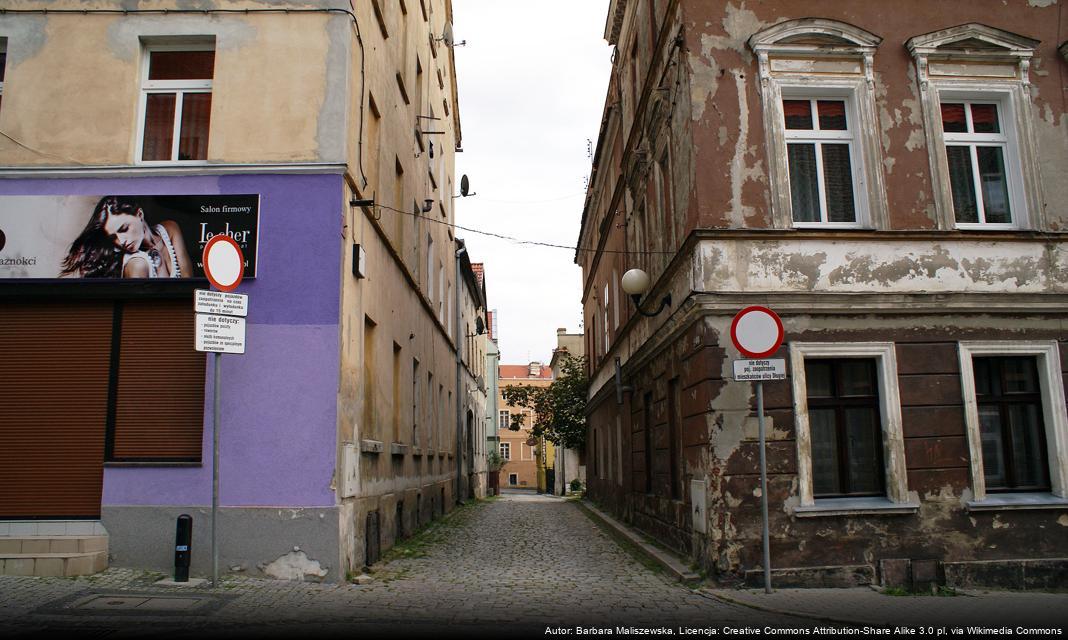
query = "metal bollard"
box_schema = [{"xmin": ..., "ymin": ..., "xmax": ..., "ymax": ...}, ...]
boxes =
[{"xmin": 174, "ymin": 514, "xmax": 193, "ymax": 582}]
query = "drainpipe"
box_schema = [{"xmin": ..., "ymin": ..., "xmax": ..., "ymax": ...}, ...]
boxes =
[{"xmin": 455, "ymin": 243, "xmax": 465, "ymax": 505}]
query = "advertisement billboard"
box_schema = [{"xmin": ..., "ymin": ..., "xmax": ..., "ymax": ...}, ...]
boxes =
[{"xmin": 0, "ymin": 194, "xmax": 258, "ymax": 280}]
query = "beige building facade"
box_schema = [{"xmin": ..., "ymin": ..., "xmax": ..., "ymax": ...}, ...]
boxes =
[
  {"xmin": 550, "ymin": 328, "xmax": 586, "ymax": 495},
  {"xmin": 498, "ymin": 363, "xmax": 553, "ymax": 490},
  {"xmin": 0, "ymin": 0, "xmax": 480, "ymax": 582}
]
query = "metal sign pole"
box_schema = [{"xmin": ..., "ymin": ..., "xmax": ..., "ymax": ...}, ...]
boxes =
[
  {"xmin": 757, "ymin": 381, "xmax": 772, "ymax": 594},
  {"xmin": 212, "ymin": 350, "xmax": 220, "ymax": 588},
  {"xmin": 198, "ymin": 237, "xmax": 246, "ymax": 592}
]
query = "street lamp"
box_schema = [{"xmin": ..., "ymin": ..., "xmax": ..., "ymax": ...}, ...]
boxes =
[{"xmin": 621, "ymin": 268, "xmax": 672, "ymax": 318}]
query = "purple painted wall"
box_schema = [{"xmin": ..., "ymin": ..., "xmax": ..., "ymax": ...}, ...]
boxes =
[{"xmin": 0, "ymin": 173, "xmax": 342, "ymax": 508}]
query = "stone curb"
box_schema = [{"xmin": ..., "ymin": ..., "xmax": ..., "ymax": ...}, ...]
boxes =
[
  {"xmin": 699, "ymin": 588, "xmax": 868, "ymax": 627},
  {"xmin": 576, "ymin": 499, "xmax": 700, "ymax": 583}
]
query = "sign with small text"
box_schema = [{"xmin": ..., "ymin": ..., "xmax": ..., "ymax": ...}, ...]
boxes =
[
  {"xmin": 195, "ymin": 314, "xmax": 246, "ymax": 354},
  {"xmin": 195, "ymin": 289, "xmax": 248, "ymax": 318},
  {"xmin": 733, "ymin": 359, "xmax": 787, "ymax": 381}
]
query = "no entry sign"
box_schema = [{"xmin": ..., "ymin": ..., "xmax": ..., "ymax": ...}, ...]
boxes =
[
  {"xmin": 730, "ymin": 306, "xmax": 784, "ymax": 359},
  {"xmin": 729, "ymin": 304, "xmax": 785, "ymax": 595},
  {"xmin": 202, "ymin": 235, "xmax": 245, "ymax": 292}
]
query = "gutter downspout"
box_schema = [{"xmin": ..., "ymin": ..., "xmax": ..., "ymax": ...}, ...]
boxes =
[{"xmin": 455, "ymin": 242, "xmax": 466, "ymax": 505}]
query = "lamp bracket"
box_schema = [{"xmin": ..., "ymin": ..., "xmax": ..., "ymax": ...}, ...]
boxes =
[{"xmin": 630, "ymin": 292, "xmax": 672, "ymax": 318}]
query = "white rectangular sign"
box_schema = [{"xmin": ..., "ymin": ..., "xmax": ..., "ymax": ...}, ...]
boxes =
[
  {"xmin": 195, "ymin": 313, "xmax": 246, "ymax": 354},
  {"xmin": 733, "ymin": 359, "xmax": 787, "ymax": 381},
  {"xmin": 195, "ymin": 289, "xmax": 249, "ymax": 317}
]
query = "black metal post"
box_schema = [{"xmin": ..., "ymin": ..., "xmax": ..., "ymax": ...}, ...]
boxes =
[{"xmin": 174, "ymin": 514, "xmax": 193, "ymax": 582}]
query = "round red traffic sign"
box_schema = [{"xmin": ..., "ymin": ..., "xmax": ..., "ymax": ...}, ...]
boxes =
[
  {"xmin": 202, "ymin": 235, "xmax": 245, "ymax": 292},
  {"xmin": 730, "ymin": 306, "xmax": 784, "ymax": 358}
]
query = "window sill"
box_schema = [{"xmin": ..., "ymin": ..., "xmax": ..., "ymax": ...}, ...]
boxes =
[
  {"xmin": 954, "ymin": 223, "xmax": 1020, "ymax": 231},
  {"xmin": 136, "ymin": 160, "xmax": 211, "ymax": 167},
  {"xmin": 105, "ymin": 461, "xmax": 202, "ymax": 468},
  {"xmin": 792, "ymin": 223, "xmax": 870, "ymax": 230},
  {"xmin": 966, "ymin": 493, "xmax": 1068, "ymax": 512},
  {"xmin": 390, "ymin": 443, "xmax": 408, "ymax": 457},
  {"xmin": 359, "ymin": 439, "xmax": 384, "ymax": 455},
  {"xmin": 793, "ymin": 496, "xmax": 920, "ymax": 518}
]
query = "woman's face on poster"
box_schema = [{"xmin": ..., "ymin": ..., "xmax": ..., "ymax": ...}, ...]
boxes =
[{"xmin": 102, "ymin": 210, "xmax": 146, "ymax": 254}]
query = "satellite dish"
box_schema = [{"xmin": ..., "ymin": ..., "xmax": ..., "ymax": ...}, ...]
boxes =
[
  {"xmin": 460, "ymin": 174, "xmax": 470, "ymax": 197},
  {"xmin": 442, "ymin": 22, "xmax": 454, "ymax": 47}
]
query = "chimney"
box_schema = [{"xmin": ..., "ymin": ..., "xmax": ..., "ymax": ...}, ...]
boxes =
[
  {"xmin": 528, "ymin": 361, "xmax": 542, "ymax": 377},
  {"xmin": 557, "ymin": 327, "xmax": 566, "ymax": 335}
]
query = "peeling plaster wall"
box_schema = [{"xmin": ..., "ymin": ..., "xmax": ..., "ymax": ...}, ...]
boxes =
[
  {"xmin": 103, "ymin": 505, "xmax": 341, "ymax": 582},
  {"xmin": 588, "ymin": 311, "xmax": 1068, "ymax": 583},
  {"xmin": 341, "ymin": 480, "xmax": 454, "ymax": 575},
  {"xmin": 683, "ymin": 2, "xmax": 778, "ymax": 230},
  {"xmin": 694, "ymin": 237, "xmax": 1068, "ymax": 294},
  {"xmin": 335, "ymin": 0, "xmax": 466, "ymax": 580},
  {"xmin": 0, "ymin": 6, "xmax": 346, "ymax": 165},
  {"xmin": 677, "ymin": 0, "xmax": 1068, "ymax": 232},
  {"xmin": 582, "ymin": 0, "xmax": 1068, "ymax": 585}
]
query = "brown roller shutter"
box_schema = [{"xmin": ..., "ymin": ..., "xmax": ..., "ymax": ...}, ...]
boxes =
[
  {"xmin": 0, "ymin": 301, "xmax": 113, "ymax": 519},
  {"xmin": 111, "ymin": 300, "xmax": 206, "ymax": 461}
]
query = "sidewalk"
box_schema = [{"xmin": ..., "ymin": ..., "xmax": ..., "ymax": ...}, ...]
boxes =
[
  {"xmin": 704, "ymin": 586, "xmax": 1068, "ymax": 629},
  {"xmin": 579, "ymin": 499, "xmax": 1066, "ymax": 630}
]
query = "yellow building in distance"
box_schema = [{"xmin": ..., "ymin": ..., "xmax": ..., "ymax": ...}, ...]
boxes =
[{"xmin": 497, "ymin": 362, "xmax": 553, "ymax": 491}]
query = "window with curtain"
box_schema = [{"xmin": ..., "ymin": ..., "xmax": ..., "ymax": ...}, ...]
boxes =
[
  {"xmin": 139, "ymin": 45, "xmax": 214, "ymax": 163},
  {"xmin": 783, "ymin": 98, "xmax": 858, "ymax": 226},
  {"xmin": 973, "ymin": 356, "xmax": 1050, "ymax": 492},
  {"xmin": 940, "ymin": 101, "xmax": 1013, "ymax": 227},
  {"xmin": 804, "ymin": 358, "xmax": 885, "ymax": 498}
]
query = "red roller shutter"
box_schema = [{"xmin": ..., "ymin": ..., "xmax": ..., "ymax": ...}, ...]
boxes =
[
  {"xmin": 111, "ymin": 300, "xmax": 206, "ymax": 461},
  {"xmin": 0, "ymin": 301, "xmax": 112, "ymax": 519}
]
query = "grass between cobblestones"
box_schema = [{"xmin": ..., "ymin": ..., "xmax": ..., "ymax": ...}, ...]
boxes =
[
  {"xmin": 369, "ymin": 497, "xmax": 493, "ymax": 579},
  {"xmin": 575, "ymin": 500, "xmax": 673, "ymax": 581},
  {"xmin": 578, "ymin": 499, "xmax": 710, "ymax": 589}
]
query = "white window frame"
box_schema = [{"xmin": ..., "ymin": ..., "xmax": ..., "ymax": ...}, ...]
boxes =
[
  {"xmin": 780, "ymin": 91, "xmax": 865, "ymax": 228},
  {"xmin": 957, "ymin": 341, "xmax": 1068, "ymax": 510},
  {"xmin": 749, "ymin": 19, "xmax": 889, "ymax": 230},
  {"xmin": 939, "ymin": 96, "xmax": 1019, "ymax": 229},
  {"xmin": 499, "ymin": 441, "xmax": 510, "ymax": 460},
  {"xmin": 499, "ymin": 410, "xmax": 510, "ymax": 430},
  {"xmin": 789, "ymin": 342, "xmax": 917, "ymax": 517},
  {"xmin": 612, "ymin": 270, "xmax": 620, "ymax": 330},
  {"xmin": 437, "ymin": 263, "xmax": 445, "ymax": 322},
  {"xmin": 136, "ymin": 41, "xmax": 214, "ymax": 165},
  {"xmin": 508, "ymin": 473, "xmax": 518, "ymax": 486},
  {"xmin": 603, "ymin": 283, "xmax": 610, "ymax": 354},
  {"xmin": 426, "ymin": 234, "xmax": 435, "ymax": 302},
  {"xmin": 907, "ymin": 24, "xmax": 1043, "ymax": 231},
  {"xmin": 930, "ymin": 88, "xmax": 1029, "ymax": 231}
]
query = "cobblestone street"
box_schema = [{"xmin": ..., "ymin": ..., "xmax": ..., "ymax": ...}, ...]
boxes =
[{"xmin": 0, "ymin": 493, "xmax": 806, "ymax": 638}]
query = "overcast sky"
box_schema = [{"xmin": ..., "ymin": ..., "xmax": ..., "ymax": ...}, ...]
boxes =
[{"xmin": 452, "ymin": 0, "xmax": 612, "ymax": 366}]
